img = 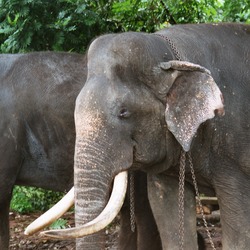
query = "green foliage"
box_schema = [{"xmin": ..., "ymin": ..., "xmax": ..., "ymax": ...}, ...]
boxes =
[
  {"xmin": 0, "ymin": 0, "xmax": 105, "ymax": 52},
  {"xmin": 222, "ymin": 0, "xmax": 250, "ymax": 23},
  {"xmin": 1, "ymin": 0, "xmax": 249, "ymax": 54},
  {"xmin": 10, "ymin": 186, "xmax": 64, "ymax": 213},
  {"xmin": 0, "ymin": 0, "xmax": 249, "ymax": 53},
  {"xmin": 164, "ymin": 0, "xmax": 224, "ymax": 23},
  {"xmin": 49, "ymin": 218, "xmax": 68, "ymax": 230},
  {"xmin": 110, "ymin": 0, "xmax": 167, "ymax": 32}
]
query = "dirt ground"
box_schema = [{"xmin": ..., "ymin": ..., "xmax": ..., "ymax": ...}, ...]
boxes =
[
  {"xmin": 9, "ymin": 211, "xmax": 119, "ymax": 250},
  {"xmin": 9, "ymin": 210, "xmax": 222, "ymax": 249},
  {"xmin": 9, "ymin": 212, "xmax": 76, "ymax": 250}
]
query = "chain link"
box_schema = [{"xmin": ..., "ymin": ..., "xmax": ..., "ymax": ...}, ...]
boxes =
[
  {"xmin": 129, "ymin": 172, "xmax": 136, "ymax": 232},
  {"xmin": 187, "ymin": 152, "xmax": 216, "ymax": 250}
]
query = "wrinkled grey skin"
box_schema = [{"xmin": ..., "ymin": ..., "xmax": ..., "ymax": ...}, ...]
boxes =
[
  {"xmin": 0, "ymin": 52, "xmax": 158, "ymax": 250},
  {"xmin": 0, "ymin": 52, "xmax": 86, "ymax": 249},
  {"xmin": 74, "ymin": 23, "xmax": 250, "ymax": 249}
]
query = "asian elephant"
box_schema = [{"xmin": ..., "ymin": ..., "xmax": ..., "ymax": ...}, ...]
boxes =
[
  {"xmin": 0, "ymin": 52, "xmax": 86, "ymax": 249},
  {"xmin": 0, "ymin": 52, "xmax": 159, "ymax": 249},
  {"xmin": 41, "ymin": 23, "xmax": 250, "ymax": 250}
]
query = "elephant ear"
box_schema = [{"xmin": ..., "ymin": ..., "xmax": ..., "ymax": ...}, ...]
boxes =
[{"xmin": 160, "ymin": 60, "xmax": 224, "ymax": 152}]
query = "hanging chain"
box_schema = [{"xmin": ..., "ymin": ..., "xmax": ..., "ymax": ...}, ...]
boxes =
[
  {"xmin": 178, "ymin": 152, "xmax": 216, "ymax": 250},
  {"xmin": 154, "ymin": 33, "xmax": 182, "ymax": 61},
  {"xmin": 129, "ymin": 172, "xmax": 136, "ymax": 232},
  {"xmin": 178, "ymin": 151, "xmax": 186, "ymax": 250},
  {"xmin": 187, "ymin": 152, "xmax": 216, "ymax": 250}
]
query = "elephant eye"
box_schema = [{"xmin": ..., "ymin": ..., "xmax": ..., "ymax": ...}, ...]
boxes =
[{"xmin": 118, "ymin": 107, "xmax": 131, "ymax": 119}]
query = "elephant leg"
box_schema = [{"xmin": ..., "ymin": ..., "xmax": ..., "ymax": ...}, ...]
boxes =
[
  {"xmin": 148, "ymin": 174, "xmax": 198, "ymax": 250},
  {"xmin": 119, "ymin": 171, "xmax": 162, "ymax": 250},
  {"xmin": 0, "ymin": 194, "xmax": 12, "ymax": 250},
  {"xmin": 213, "ymin": 165, "xmax": 250, "ymax": 250},
  {"xmin": 134, "ymin": 171, "xmax": 162, "ymax": 250},
  {"xmin": 0, "ymin": 134, "xmax": 22, "ymax": 249}
]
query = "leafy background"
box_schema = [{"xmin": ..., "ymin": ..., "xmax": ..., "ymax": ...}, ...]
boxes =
[
  {"xmin": 0, "ymin": 0, "xmax": 249, "ymax": 53},
  {"xmin": 1, "ymin": 0, "xmax": 249, "ymax": 212}
]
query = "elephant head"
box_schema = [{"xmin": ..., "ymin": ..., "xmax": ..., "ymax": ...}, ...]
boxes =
[{"xmin": 40, "ymin": 32, "xmax": 223, "ymax": 248}]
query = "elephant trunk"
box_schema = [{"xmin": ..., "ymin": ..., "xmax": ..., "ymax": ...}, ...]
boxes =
[
  {"xmin": 40, "ymin": 136, "xmax": 128, "ymax": 249},
  {"xmin": 75, "ymin": 137, "xmax": 116, "ymax": 249}
]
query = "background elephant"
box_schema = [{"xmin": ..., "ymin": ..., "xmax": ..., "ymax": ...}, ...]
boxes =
[
  {"xmin": 42, "ymin": 23, "xmax": 250, "ymax": 250},
  {"xmin": 0, "ymin": 52, "xmax": 86, "ymax": 249},
  {"xmin": 0, "ymin": 52, "xmax": 160, "ymax": 249}
]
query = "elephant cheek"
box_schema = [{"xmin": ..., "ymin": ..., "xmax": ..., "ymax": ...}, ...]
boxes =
[{"xmin": 134, "ymin": 128, "xmax": 167, "ymax": 166}]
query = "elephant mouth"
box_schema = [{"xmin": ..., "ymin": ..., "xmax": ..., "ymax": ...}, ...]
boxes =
[{"xmin": 24, "ymin": 171, "xmax": 128, "ymax": 239}]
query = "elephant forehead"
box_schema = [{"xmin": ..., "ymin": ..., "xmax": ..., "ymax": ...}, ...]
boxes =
[
  {"xmin": 89, "ymin": 32, "xmax": 148, "ymax": 56},
  {"xmin": 88, "ymin": 33, "xmax": 156, "ymax": 76}
]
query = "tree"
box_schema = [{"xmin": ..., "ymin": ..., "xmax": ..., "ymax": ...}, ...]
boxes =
[
  {"xmin": 0, "ymin": 0, "xmax": 106, "ymax": 52},
  {"xmin": 222, "ymin": 0, "xmax": 250, "ymax": 23},
  {"xmin": 0, "ymin": 1, "xmax": 249, "ymax": 55}
]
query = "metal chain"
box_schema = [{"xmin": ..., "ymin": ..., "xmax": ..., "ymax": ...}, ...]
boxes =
[
  {"xmin": 187, "ymin": 152, "xmax": 216, "ymax": 250},
  {"xmin": 178, "ymin": 151, "xmax": 186, "ymax": 250},
  {"xmin": 154, "ymin": 33, "xmax": 182, "ymax": 61},
  {"xmin": 129, "ymin": 172, "xmax": 136, "ymax": 232}
]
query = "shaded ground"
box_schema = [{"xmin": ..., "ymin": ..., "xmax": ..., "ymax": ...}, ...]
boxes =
[
  {"xmin": 9, "ymin": 211, "xmax": 222, "ymax": 249},
  {"xmin": 9, "ymin": 211, "xmax": 119, "ymax": 250},
  {"xmin": 9, "ymin": 212, "xmax": 76, "ymax": 250},
  {"xmin": 197, "ymin": 219, "xmax": 222, "ymax": 250}
]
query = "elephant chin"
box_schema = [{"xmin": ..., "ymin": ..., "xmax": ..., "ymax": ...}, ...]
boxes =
[
  {"xmin": 24, "ymin": 188, "xmax": 75, "ymax": 235},
  {"xmin": 38, "ymin": 171, "xmax": 128, "ymax": 239}
]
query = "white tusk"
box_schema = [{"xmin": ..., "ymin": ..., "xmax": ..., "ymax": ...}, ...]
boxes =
[
  {"xmin": 24, "ymin": 187, "xmax": 74, "ymax": 235},
  {"xmin": 40, "ymin": 171, "xmax": 128, "ymax": 239}
]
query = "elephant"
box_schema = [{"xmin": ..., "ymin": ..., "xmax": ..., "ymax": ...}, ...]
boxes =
[
  {"xmin": 0, "ymin": 51, "xmax": 87, "ymax": 249},
  {"xmin": 40, "ymin": 23, "xmax": 250, "ymax": 249},
  {"xmin": 0, "ymin": 52, "xmax": 161, "ymax": 250}
]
